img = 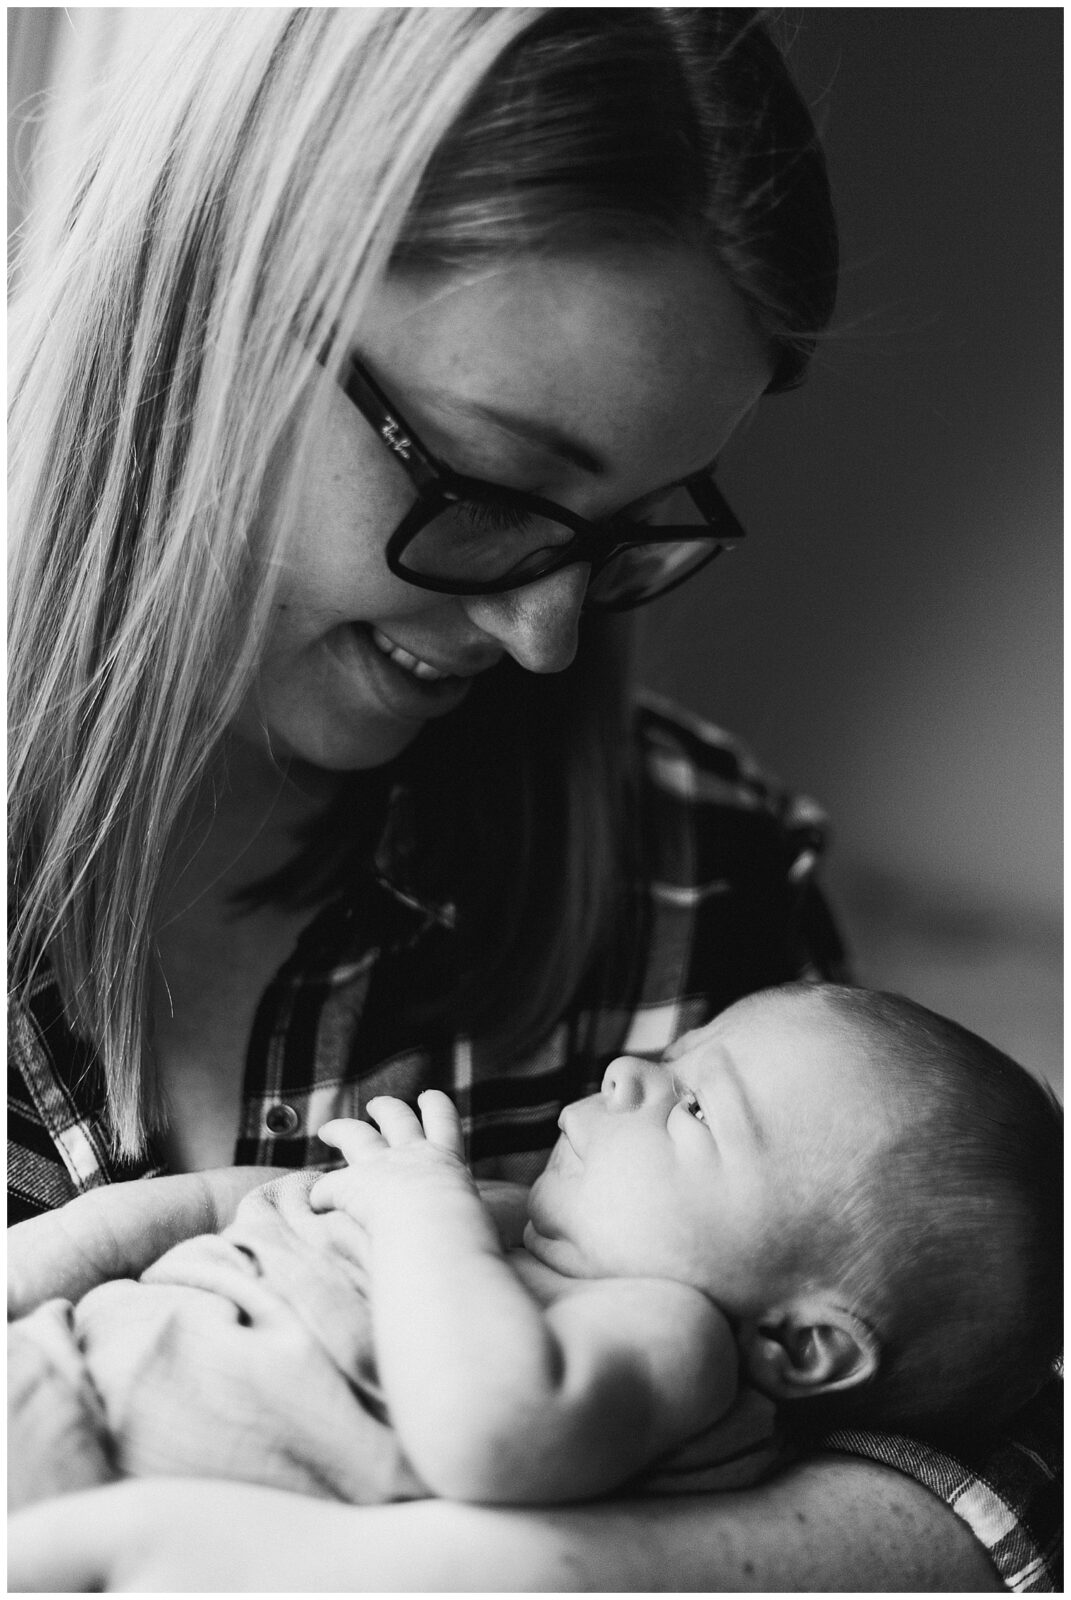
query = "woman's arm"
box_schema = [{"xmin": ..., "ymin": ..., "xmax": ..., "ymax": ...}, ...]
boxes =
[
  {"xmin": 8, "ymin": 1167, "xmax": 288, "ymax": 1317},
  {"xmin": 6, "ymin": 1456, "xmax": 1003, "ymax": 1592}
]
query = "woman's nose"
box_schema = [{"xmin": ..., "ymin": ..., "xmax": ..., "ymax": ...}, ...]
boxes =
[
  {"xmin": 601, "ymin": 1056, "xmax": 661, "ymax": 1112},
  {"xmin": 462, "ymin": 566, "xmax": 587, "ymax": 674}
]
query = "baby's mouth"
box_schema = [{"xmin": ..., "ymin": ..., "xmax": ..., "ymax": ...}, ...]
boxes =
[{"xmin": 556, "ymin": 1109, "xmax": 581, "ymax": 1159}]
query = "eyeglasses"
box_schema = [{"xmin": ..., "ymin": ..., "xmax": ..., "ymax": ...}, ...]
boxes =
[{"xmin": 329, "ymin": 353, "xmax": 748, "ymax": 612}]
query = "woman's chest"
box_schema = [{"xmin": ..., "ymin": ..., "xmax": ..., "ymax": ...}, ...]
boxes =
[{"xmin": 151, "ymin": 903, "xmax": 314, "ymax": 1171}]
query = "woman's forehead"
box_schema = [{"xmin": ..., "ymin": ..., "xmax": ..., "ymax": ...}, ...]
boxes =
[{"xmin": 360, "ymin": 247, "xmax": 772, "ymax": 480}]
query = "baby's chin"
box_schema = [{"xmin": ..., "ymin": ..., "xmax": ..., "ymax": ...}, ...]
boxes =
[
  {"xmin": 522, "ymin": 1219, "xmax": 575, "ymax": 1273},
  {"xmin": 522, "ymin": 1218, "xmax": 550, "ymax": 1259}
]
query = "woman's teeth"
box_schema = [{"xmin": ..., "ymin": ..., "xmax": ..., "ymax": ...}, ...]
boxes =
[{"xmin": 370, "ymin": 627, "xmax": 448, "ymax": 682}]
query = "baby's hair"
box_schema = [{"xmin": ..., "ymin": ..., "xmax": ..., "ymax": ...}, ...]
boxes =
[{"xmin": 777, "ymin": 983, "xmax": 1062, "ymax": 1443}]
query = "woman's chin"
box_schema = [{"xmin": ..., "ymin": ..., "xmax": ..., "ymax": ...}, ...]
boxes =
[
  {"xmin": 277, "ymin": 717, "xmax": 424, "ymax": 773},
  {"xmin": 229, "ymin": 701, "xmax": 426, "ymax": 776}
]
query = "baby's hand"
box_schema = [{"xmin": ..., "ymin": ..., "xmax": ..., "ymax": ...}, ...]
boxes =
[
  {"xmin": 310, "ymin": 1091, "xmax": 468, "ymax": 1221},
  {"xmin": 321, "ymin": 1090, "xmax": 465, "ymax": 1162}
]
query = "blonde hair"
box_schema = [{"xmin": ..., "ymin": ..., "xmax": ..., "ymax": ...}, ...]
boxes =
[
  {"xmin": 10, "ymin": 9, "xmax": 836, "ymax": 1159},
  {"xmin": 10, "ymin": 9, "xmax": 545, "ymax": 1153}
]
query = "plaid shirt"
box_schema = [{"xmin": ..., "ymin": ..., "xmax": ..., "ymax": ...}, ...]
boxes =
[{"xmin": 8, "ymin": 695, "xmax": 1061, "ymax": 1589}]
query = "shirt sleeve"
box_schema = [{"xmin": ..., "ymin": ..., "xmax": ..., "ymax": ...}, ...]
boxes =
[
  {"xmin": 8, "ymin": 968, "xmax": 154, "ymax": 1223},
  {"xmin": 8, "ymin": 983, "xmax": 83, "ymax": 1222},
  {"xmin": 817, "ymin": 1376, "xmax": 1062, "ymax": 1592}
]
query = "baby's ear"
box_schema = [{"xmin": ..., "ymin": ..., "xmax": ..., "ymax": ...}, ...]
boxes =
[{"xmin": 738, "ymin": 1296, "xmax": 879, "ymax": 1401}]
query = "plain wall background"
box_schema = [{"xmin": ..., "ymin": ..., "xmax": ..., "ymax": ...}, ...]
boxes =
[
  {"xmin": 639, "ymin": 8, "xmax": 1062, "ymax": 1087},
  {"xmin": 9, "ymin": 8, "xmax": 1062, "ymax": 1087}
]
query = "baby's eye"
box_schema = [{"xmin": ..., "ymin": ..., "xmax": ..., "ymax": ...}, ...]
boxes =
[{"xmin": 680, "ymin": 1090, "xmax": 707, "ymax": 1124}]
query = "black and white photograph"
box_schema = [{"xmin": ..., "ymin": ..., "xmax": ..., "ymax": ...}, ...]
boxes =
[{"xmin": 8, "ymin": 8, "xmax": 1061, "ymax": 1592}]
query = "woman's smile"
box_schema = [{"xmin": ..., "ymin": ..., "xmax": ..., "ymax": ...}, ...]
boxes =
[
  {"xmin": 369, "ymin": 627, "xmax": 458, "ymax": 682},
  {"xmin": 323, "ymin": 621, "xmax": 479, "ymax": 722}
]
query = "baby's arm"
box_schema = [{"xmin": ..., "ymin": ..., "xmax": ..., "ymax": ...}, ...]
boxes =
[
  {"xmin": 8, "ymin": 1167, "xmax": 288, "ymax": 1317},
  {"xmin": 312, "ymin": 1095, "xmax": 738, "ymax": 1504}
]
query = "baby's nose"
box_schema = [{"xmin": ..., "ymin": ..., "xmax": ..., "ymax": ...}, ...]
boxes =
[{"xmin": 601, "ymin": 1056, "xmax": 663, "ymax": 1111}]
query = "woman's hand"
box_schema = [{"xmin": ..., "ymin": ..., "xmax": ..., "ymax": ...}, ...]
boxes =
[{"xmin": 8, "ymin": 1167, "xmax": 289, "ymax": 1318}]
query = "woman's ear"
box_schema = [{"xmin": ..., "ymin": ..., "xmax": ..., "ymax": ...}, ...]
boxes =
[{"xmin": 739, "ymin": 1297, "xmax": 880, "ymax": 1400}]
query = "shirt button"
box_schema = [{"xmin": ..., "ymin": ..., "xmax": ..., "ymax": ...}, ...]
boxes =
[{"xmin": 264, "ymin": 1102, "xmax": 300, "ymax": 1136}]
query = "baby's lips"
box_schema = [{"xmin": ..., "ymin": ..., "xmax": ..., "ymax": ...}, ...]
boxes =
[{"xmin": 556, "ymin": 1105, "xmax": 583, "ymax": 1157}]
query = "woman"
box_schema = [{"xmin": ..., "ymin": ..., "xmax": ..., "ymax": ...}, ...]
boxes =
[{"xmin": 8, "ymin": 9, "xmax": 1057, "ymax": 1591}]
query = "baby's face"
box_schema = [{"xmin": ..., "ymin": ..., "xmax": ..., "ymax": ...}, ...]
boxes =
[{"xmin": 525, "ymin": 990, "xmax": 897, "ymax": 1315}]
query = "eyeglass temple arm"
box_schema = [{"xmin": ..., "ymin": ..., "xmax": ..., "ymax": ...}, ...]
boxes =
[
  {"xmin": 685, "ymin": 471, "xmax": 748, "ymax": 545},
  {"xmin": 341, "ymin": 357, "xmax": 445, "ymax": 495}
]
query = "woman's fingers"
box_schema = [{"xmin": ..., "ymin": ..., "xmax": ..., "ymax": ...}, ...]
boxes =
[{"xmin": 417, "ymin": 1089, "xmax": 465, "ymax": 1156}]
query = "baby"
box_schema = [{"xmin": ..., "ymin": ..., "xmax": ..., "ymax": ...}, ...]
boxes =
[{"xmin": 9, "ymin": 982, "xmax": 1062, "ymax": 1510}]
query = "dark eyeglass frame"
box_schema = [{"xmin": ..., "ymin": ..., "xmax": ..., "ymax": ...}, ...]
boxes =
[{"xmin": 331, "ymin": 353, "xmax": 748, "ymax": 612}]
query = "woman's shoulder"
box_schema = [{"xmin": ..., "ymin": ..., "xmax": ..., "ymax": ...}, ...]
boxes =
[
  {"xmin": 632, "ymin": 692, "xmax": 829, "ymax": 882},
  {"xmin": 813, "ymin": 1375, "xmax": 1063, "ymax": 1592},
  {"xmin": 9, "ymin": 963, "xmax": 79, "ymax": 1220},
  {"xmin": 634, "ymin": 692, "xmax": 827, "ymax": 835},
  {"xmin": 619, "ymin": 693, "xmax": 849, "ymax": 1007},
  {"xmin": 8, "ymin": 963, "xmax": 145, "ymax": 1223}
]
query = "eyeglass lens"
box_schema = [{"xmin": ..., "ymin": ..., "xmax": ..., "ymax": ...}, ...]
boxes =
[{"xmin": 397, "ymin": 484, "xmax": 721, "ymax": 608}]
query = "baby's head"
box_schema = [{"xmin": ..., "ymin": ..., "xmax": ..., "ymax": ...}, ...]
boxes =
[{"xmin": 525, "ymin": 982, "xmax": 1062, "ymax": 1442}]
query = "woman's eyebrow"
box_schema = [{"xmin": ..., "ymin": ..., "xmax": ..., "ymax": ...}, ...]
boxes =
[
  {"xmin": 417, "ymin": 382, "xmax": 720, "ymax": 501},
  {"xmin": 465, "ymin": 400, "xmax": 723, "ymax": 498},
  {"xmin": 426, "ymin": 389, "xmax": 607, "ymax": 476}
]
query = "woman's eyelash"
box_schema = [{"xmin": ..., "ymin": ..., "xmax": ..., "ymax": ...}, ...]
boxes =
[{"xmin": 455, "ymin": 497, "xmax": 536, "ymax": 534}]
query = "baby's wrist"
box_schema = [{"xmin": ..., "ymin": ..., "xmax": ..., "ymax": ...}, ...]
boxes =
[
  {"xmin": 382, "ymin": 1150, "xmax": 473, "ymax": 1203},
  {"xmin": 367, "ymin": 1157, "xmax": 487, "ymax": 1238}
]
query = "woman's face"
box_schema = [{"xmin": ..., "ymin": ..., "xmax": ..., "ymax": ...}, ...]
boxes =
[{"xmin": 234, "ymin": 245, "xmax": 771, "ymax": 772}]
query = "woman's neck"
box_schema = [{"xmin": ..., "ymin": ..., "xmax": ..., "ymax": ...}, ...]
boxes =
[{"xmin": 163, "ymin": 734, "xmax": 345, "ymax": 916}]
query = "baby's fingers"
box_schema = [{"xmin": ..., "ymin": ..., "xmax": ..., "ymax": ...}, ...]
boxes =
[
  {"xmin": 309, "ymin": 1168, "xmax": 357, "ymax": 1213},
  {"xmin": 317, "ymin": 1117, "xmax": 384, "ymax": 1164},
  {"xmin": 417, "ymin": 1090, "xmax": 465, "ymax": 1157},
  {"xmin": 365, "ymin": 1096, "xmax": 425, "ymax": 1146}
]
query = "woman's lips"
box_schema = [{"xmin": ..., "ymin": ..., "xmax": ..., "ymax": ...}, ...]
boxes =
[
  {"xmin": 368, "ymin": 625, "xmax": 501, "ymax": 682},
  {"xmin": 370, "ymin": 626, "xmax": 449, "ymax": 681},
  {"xmin": 328, "ymin": 622, "xmax": 477, "ymax": 721}
]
